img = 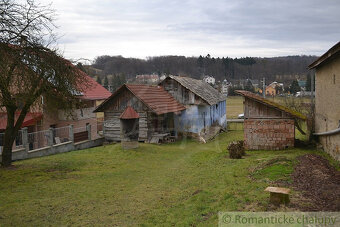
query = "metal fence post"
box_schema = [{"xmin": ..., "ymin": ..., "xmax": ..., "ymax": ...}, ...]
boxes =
[
  {"xmin": 48, "ymin": 128, "xmax": 54, "ymax": 146},
  {"xmin": 86, "ymin": 124, "xmax": 91, "ymax": 140},
  {"xmin": 22, "ymin": 127, "xmax": 28, "ymax": 152},
  {"xmin": 69, "ymin": 125, "xmax": 74, "ymax": 142}
]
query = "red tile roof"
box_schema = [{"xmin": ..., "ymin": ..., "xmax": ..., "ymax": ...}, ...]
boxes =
[
  {"xmin": 125, "ymin": 84, "xmax": 186, "ymax": 115},
  {"xmin": 120, "ymin": 106, "xmax": 140, "ymax": 119},
  {"xmin": 0, "ymin": 112, "xmax": 43, "ymax": 130},
  {"xmin": 78, "ymin": 70, "xmax": 112, "ymax": 100},
  {"xmin": 235, "ymin": 90, "xmax": 307, "ymax": 120},
  {"xmin": 95, "ymin": 84, "xmax": 186, "ymax": 115}
]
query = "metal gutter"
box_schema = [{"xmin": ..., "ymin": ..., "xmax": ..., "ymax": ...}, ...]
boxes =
[{"xmin": 314, "ymin": 126, "xmax": 340, "ymax": 136}]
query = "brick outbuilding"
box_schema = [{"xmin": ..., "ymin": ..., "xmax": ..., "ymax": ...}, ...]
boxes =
[{"xmin": 236, "ymin": 90, "xmax": 306, "ymax": 150}]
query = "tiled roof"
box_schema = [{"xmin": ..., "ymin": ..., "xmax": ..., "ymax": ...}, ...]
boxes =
[
  {"xmin": 0, "ymin": 112, "xmax": 43, "ymax": 130},
  {"xmin": 235, "ymin": 90, "xmax": 307, "ymax": 120},
  {"xmin": 78, "ymin": 70, "xmax": 112, "ymax": 100},
  {"xmin": 167, "ymin": 76, "xmax": 226, "ymax": 105},
  {"xmin": 94, "ymin": 84, "xmax": 186, "ymax": 115},
  {"xmin": 120, "ymin": 106, "xmax": 140, "ymax": 119}
]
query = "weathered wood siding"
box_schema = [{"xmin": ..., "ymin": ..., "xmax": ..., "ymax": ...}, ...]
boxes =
[
  {"xmin": 161, "ymin": 78, "xmax": 205, "ymax": 105},
  {"xmin": 244, "ymin": 98, "xmax": 291, "ymax": 119},
  {"xmin": 103, "ymin": 87, "xmax": 150, "ymax": 141},
  {"xmin": 104, "ymin": 111, "xmax": 121, "ymax": 141},
  {"xmin": 138, "ymin": 112, "xmax": 148, "ymax": 141}
]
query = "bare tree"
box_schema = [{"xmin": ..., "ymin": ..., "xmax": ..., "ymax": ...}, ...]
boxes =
[{"xmin": 0, "ymin": 0, "xmax": 89, "ymax": 167}]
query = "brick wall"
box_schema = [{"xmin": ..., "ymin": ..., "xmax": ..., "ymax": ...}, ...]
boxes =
[{"xmin": 244, "ymin": 119, "xmax": 295, "ymax": 150}]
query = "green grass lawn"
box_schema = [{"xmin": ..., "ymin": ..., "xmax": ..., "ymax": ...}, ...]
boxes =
[
  {"xmin": 0, "ymin": 131, "xmax": 327, "ymax": 226},
  {"xmin": 226, "ymin": 96, "xmax": 244, "ymax": 119}
]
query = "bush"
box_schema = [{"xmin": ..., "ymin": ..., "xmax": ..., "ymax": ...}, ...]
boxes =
[{"xmin": 228, "ymin": 140, "xmax": 245, "ymax": 159}]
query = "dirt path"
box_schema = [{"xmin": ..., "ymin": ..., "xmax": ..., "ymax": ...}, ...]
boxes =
[{"xmin": 291, "ymin": 154, "xmax": 340, "ymax": 211}]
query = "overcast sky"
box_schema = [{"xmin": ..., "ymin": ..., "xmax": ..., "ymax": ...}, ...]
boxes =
[{"xmin": 40, "ymin": 0, "xmax": 340, "ymax": 61}]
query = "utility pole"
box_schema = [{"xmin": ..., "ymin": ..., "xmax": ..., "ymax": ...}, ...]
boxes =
[{"xmin": 262, "ymin": 77, "xmax": 266, "ymax": 98}]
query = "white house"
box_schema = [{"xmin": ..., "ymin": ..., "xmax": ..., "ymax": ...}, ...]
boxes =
[
  {"xmin": 203, "ymin": 76, "xmax": 215, "ymax": 85},
  {"xmin": 221, "ymin": 79, "xmax": 231, "ymax": 96}
]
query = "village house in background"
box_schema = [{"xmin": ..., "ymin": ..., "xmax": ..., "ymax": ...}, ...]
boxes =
[
  {"xmin": 0, "ymin": 69, "xmax": 111, "ymax": 150},
  {"xmin": 221, "ymin": 79, "xmax": 232, "ymax": 96},
  {"xmin": 309, "ymin": 41, "xmax": 340, "ymax": 161},
  {"xmin": 259, "ymin": 81, "xmax": 284, "ymax": 96},
  {"xmin": 135, "ymin": 74, "xmax": 159, "ymax": 84},
  {"xmin": 298, "ymin": 80, "xmax": 307, "ymax": 91},
  {"xmin": 96, "ymin": 76, "xmax": 227, "ymax": 143},
  {"xmin": 236, "ymin": 90, "xmax": 306, "ymax": 150},
  {"xmin": 202, "ymin": 75, "xmax": 216, "ymax": 85}
]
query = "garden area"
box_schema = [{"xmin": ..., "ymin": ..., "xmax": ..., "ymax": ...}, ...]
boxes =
[{"xmin": 1, "ymin": 131, "xmax": 338, "ymax": 226}]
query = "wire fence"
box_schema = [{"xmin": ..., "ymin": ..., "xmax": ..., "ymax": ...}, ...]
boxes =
[
  {"xmin": 0, "ymin": 130, "xmax": 24, "ymax": 152},
  {"xmin": 0, "ymin": 124, "xmax": 92, "ymax": 152},
  {"xmin": 52, "ymin": 126, "xmax": 71, "ymax": 143},
  {"xmin": 27, "ymin": 129, "xmax": 50, "ymax": 150},
  {"xmin": 14, "ymin": 130, "xmax": 24, "ymax": 149}
]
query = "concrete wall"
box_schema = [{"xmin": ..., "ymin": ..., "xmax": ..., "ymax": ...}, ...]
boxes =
[
  {"xmin": 0, "ymin": 124, "xmax": 104, "ymax": 162},
  {"xmin": 315, "ymin": 56, "xmax": 340, "ymax": 161},
  {"xmin": 174, "ymin": 100, "xmax": 227, "ymax": 134},
  {"xmin": 0, "ymin": 138, "xmax": 104, "ymax": 162},
  {"xmin": 244, "ymin": 119, "xmax": 295, "ymax": 150}
]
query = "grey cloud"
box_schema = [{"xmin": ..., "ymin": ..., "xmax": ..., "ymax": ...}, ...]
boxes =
[{"xmin": 40, "ymin": 0, "xmax": 340, "ymax": 59}]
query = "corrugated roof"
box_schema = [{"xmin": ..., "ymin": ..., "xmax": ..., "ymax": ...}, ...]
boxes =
[
  {"xmin": 235, "ymin": 90, "xmax": 307, "ymax": 120},
  {"xmin": 166, "ymin": 76, "xmax": 226, "ymax": 105},
  {"xmin": 309, "ymin": 41, "xmax": 340, "ymax": 69},
  {"xmin": 94, "ymin": 84, "xmax": 186, "ymax": 115},
  {"xmin": 120, "ymin": 106, "xmax": 140, "ymax": 119}
]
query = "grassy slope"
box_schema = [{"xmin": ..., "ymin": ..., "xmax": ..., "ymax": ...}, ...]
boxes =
[
  {"xmin": 226, "ymin": 96, "xmax": 244, "ymax": 119},
  {"xmin": 0, "ymin": 131, "xmax": 324, "ymax": 226}
]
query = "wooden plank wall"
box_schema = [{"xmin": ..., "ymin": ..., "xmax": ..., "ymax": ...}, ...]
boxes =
[
  {"xmin": 244, "ymin": 98, "xmax": 291, "ymax": 119},
  {"xmin": 161, "ymin": 78, "xmax": 205, "ymax": 105},
  {"xmin": 138, "ymin": 112, "xmax": 148, "ymax": 141},
  {"xmin": 104, "ymin": 111, "xmax": 121, "ymax": 141}
]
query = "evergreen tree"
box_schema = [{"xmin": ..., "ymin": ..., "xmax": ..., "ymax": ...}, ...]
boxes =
[
  {"xmin": 96, "ymin": 76, "xmax": 102, "ymax": 85},
  {"xmin": 104, "ymin": 76, "xmax": 109, "ymax": 88},
  {"xmin": 305, "ymin": 72, "xmax": 315, "ymax": 91},
  {"xmin": 289, "ymin": 79, "xmax": 301, "ymax": 94},
  {"xmin": 244, "ymin": 80, "xmax": 254, "ymax": 92}
]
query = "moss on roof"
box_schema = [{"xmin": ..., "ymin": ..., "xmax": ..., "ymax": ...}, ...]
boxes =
[{"xmin": 235, "ymin": 90, "xmax": 307, "ymax": 120}]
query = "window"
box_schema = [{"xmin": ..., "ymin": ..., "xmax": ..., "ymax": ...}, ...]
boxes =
[{"xmin": 334, "ymin": 74, "xmax": 336, "ymax": 84}]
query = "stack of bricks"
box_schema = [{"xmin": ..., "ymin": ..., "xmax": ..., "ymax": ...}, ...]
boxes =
[{"xmin": 244, "ymin": 119, "xmax": 295, "ymax": 150}]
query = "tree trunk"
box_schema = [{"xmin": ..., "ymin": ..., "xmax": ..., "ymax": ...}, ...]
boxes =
[
  {"xmin": 1, "ymin": 133, "xmax": 16, "ymax": 167},
  {"xmin": 1, "ymin": 123, "xmax": 17, "ymax": 167},
  {"xmin": 1, "ymin": 110, "xmax": 18, "ymax": 167}
]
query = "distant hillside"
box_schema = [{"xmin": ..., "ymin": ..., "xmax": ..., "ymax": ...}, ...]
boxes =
[{"xmin": 86, "ymin": 55, "xmax": 318, "ymax": 83}]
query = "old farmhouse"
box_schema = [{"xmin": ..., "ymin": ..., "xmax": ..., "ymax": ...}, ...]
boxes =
[
  {"xmin": 160, "ymin": 76, "xmax": 227, "ymax": 138},
  {"xmin": 236, "ymin": 90, "xmax": 306, "ymax": 150},
  {"xmin": 95, "ymin": 76, "xmax": 227, "ymax": 142},
  {"xmin": 309, "ymin": 41, "xmax": 340, "ymax": 161}
]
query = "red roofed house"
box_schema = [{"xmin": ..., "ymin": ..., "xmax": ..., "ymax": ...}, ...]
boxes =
[
  {"xmin": 95, "ymin": 76, "xmax": 227, "ymax": 142},
  {"xmin": 0, "ymin": 71, "xmax": 111, "ymax": 150},
  {"xmin": 95, "ymin": 83, "xmax": 186, "ymax": 142}
]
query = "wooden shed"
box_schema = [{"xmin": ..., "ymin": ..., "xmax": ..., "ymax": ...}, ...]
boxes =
[
  {"xmin": 94, "ymin": 84, "xmax": 186, "ymax": 142},
  {"xmin": 236, "ymin": 90, "xmax": 306, "ymax": 150}
]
